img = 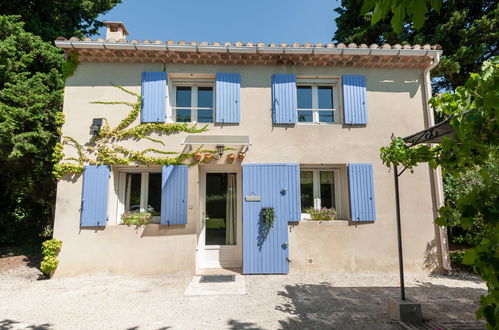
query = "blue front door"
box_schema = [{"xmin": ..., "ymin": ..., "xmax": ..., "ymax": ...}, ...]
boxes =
[{"xmin": 242, "ymin": 164, "xmax": 300, "ymax": 274}]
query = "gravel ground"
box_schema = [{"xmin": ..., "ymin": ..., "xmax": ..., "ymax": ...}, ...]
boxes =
[{"xmin": 0, "ymin": 263, "xmax": 487, "ymax": 330}]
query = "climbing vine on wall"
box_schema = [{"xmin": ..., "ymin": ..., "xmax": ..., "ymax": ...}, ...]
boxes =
[{"xmin": 53, "ymin": 85, "xmax": 212, "ymax": 179}]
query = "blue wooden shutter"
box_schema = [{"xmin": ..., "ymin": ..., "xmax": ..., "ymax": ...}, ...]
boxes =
[
  {"xmin": 215, "ymin": 73, "xmax": 240, "ymax": 123},
  {"xmin": 141, "ymin": 72, "xmax": 167, "ymax": 123},
  {"xmin": 342, "ymin": 75, "xmax": 367, "ymax": 124},
  {"xmin": 160, "ymin": 165, "xmax": 188, "ymax": 225},
  {"xmin": 80, "ymin": 165, "xmax": 110, "ymax": 227},
  {"xmin": 272, "ymin": 74, "xmax": 297, "ymax": 124},
  {"xmin": 348, "ymin": 163, "xmax": 376, "ymax": 221},
  {"xmin": 242, "ymin": 164, "xmax": 300, "ymax": 274}
]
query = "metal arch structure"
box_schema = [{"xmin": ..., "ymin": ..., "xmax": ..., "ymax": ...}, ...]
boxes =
[
  {"xmin": 393, "ymin": 116, "xmax": 456, "ymax": 300},
  {"xmin": 403, "ymin": 118, "xmax": 454, "ymax": 146}
]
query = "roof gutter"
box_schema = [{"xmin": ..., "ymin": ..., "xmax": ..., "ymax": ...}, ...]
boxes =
[
  {"xmin": 54, "ymin": 40, "xmax": 442, "ymax": 62},
  {"xmin": 419, "ymin": 50, "xmax": 451, "ymax": 272}
]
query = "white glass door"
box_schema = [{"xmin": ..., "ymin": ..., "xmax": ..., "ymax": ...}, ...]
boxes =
[{"xmin": 198, "ymin": 168, "xmax": 242, "ymax": 269}]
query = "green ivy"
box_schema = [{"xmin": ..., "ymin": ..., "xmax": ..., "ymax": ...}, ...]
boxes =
[
  {"xmin": 54, "ymin": 85, "xmax": 210, "ymax": 178},
  {"xmin": 40, "ymin": 238, "xmax": 62, "ymax": 277},
  {"xmin": 62, "ymin": 50, "xmax": 79, "ymax": 79}
]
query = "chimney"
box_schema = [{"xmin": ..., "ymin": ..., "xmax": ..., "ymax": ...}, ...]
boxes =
[{"xmin": 103, "ymin": 21, "xmax": 129, "ymax": 41}]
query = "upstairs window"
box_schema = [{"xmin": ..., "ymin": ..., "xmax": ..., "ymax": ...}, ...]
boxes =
[
  {"xmin": 297, "ymin": 79, "xmax": 339, "ymax": 123},
  {"xmin": 172, "ymin": 82, "xmax": 214, "ymax": 123}
]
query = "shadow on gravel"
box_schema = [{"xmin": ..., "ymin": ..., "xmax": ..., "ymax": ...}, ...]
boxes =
[
  {"xmin": 227, "ymin": 319, "xmax": 264, "ymax": 330},
  {"xmin": 274, "ymin": 282, "xmax": 486, "ymax": 329},
  {"xmin": 0, "ymin": 244, "xmax": 42, "ymax": 271},
  {"xmin": 0, "ymin": 319, "xmax": 52, "ymax": 330}
]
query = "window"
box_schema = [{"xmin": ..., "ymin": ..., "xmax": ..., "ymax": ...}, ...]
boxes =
[
  {"xmin": 172, "ymin": 81, "xmax": 214, "ymax": 123},
  {"xmin": 300, "ymin": 169, "xmax": 341, "ymax": 218},
  {"xmin": 119, "ymin": 170, "xmax": 162, "ymax": 223},
  {"xmin": 297, "ymin": 80, "xmax": 339, "ymax": 123}
]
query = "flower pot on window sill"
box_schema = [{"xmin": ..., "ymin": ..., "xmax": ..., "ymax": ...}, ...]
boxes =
[{"xmin": 120, "ymin": 212, "xmax": 151, "ymax": 226}]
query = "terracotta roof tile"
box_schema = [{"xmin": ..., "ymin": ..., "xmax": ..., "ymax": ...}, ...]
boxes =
[{"xmin": 55, "ymin": 37, "xmax": 442, "ymax": 51}]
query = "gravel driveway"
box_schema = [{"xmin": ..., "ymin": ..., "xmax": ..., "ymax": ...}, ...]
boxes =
[{"xmin": 0, "ymin": 264, "xmax": 487, "ymax": 329}]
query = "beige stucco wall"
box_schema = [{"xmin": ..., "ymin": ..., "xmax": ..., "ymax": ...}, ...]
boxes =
[{"xmin": 53, "ymin": 61, "xmax": 441, "ymax": 276}]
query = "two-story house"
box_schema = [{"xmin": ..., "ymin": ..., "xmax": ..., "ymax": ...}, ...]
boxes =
[{"xmin": 52, "ymin": 22, "xmax": 448, "ymax": 276}]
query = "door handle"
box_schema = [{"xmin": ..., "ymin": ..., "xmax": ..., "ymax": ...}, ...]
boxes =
[{"xmin": 282, "ymin": 242, "xmax": 288, "ymax": 249}]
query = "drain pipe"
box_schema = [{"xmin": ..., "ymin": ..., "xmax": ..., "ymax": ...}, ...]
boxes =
[{"xmin": 422, "ymin": 52, "xmax": 451, "ymax": 272}]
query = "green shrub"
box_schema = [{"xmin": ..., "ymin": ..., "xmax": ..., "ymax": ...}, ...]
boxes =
[
  {"xmin": 305, "ymin": 207, "xmax": 337, "ymax": 221},
  {"xmin": 450, "ymin": 250, "xmax": 477, "ymax": 274},
  {"xmin": 40, "ymin": 238, "xmax": 62, "ymax": 277},
  {"xmin": 121, "ymin": 212, "xmax": 151, "ymax": 226}
]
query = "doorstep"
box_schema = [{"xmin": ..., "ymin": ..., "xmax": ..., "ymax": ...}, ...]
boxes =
[
  {"xmin": 196, "ymin": 267, "xmax": 242, "ymax": 276},
  {"xmin": 184, "ymin": 274, "xmax": 246, "ymax": 296}
]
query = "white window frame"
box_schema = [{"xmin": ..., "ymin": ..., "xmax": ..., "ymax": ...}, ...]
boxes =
[
  {"xmin": 117, "ymin": 168, "xmax": 162, "ymax": 224},
  {"xmin": 300, "ymin": 168, "xmax": 342, "ymax": 220},
  {"xmin": 170, "ymin": 79, "xmax": 215, "ymax": 123},
  {"xmin": 296, "ymin": 78, "xmax": 340, "ymax": 124}
]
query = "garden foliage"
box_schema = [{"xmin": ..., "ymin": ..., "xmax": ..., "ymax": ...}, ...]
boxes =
[
  {"xmin": 40, "ymin": 238, "xmax": 62, "ymax": 276},
  {"xmin": 334, "ymin": 0, "xmax": 498, "ymax": 92},
  {"xmin": 0, "ymin": 16, "xmax": 65, "ymax": 244},
  {"xmin": 380, "ymin": 59, "xmax": 498, "ymax": 328},
  {"xmin": 0, "ymin": 0, "xmax": 121, "ymax": 41}
]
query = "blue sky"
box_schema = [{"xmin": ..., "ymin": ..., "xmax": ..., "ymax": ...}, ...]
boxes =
[{"xmin": 97, "ymin": 0, "xmax": 340, "ymax": 44}]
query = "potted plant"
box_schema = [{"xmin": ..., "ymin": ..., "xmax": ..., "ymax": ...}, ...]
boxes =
[
  {"xmin": 121, "ymin": 211, "xmax": 151, "ymax": 226},
  {"xmin": 305, "ymin": 207, "xmax": 336, "ymax": 221},
  {"xmin": 193, "ymin": 151, "xmax": 202, "ymax": 161},
  {"xmin": 204, "ymin": 153, "xmax": 213, "ymax": 162},
  {"xmin": 261, "ymin": 207, "xmax": 275, "ymax": 238}
]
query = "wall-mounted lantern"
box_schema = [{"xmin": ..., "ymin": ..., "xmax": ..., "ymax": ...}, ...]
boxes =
[
  {"xmin": 216, "ymin": 145, "xmax": 225, "ymax": 157},
  {"xmin": 90, "ymin": 118, "xmax": 104, "ymax": 136}
]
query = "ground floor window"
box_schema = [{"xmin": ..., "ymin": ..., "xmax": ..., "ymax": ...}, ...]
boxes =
[
  {"xmin": 118, "ymin": 170, "xmax": 162, "ymax": 223},
  {"xmin": 300, "ymin": 168, "xmax": 341, "ymax": 218}
]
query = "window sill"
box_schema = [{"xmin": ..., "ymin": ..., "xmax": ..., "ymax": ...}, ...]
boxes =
[
  {"xmin": 117, "ymin": 220, "xmax": 161, "ymax": 226},
  {"xmin": 299, "ymin": 219, "xmax": 349, "ymax": 225},
  {"xmin": 296, "ymin": 122, "xmax": 337, "ymax": 126}
]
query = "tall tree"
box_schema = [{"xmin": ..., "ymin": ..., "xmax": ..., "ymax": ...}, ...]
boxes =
[
  {"xmin": 0, "ymin": 1, "xmax": 120, "ymax": 246},
  {"xmin": 333, "ymin": 0, "xmax": 498, "ymax": 92},
  {"xmin": 0, "ymin": 16, "xmax": 66, "ymax": 244},
  {"xmin": 0, "ymin": 0, "xmax": 122, "ymax": 41}
]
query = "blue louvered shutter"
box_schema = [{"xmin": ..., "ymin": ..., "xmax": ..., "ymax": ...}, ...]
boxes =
[
  {"xmin": 80, "ymin": 165, "xmax": 110, "ymax": 227},
  {"xmin": 215, "ymin": 73, "xmax": 240, "ymax": 123},
  {"xmin": 348, "ymin": 163, "xmax": 376, "ymax": 221},
  {"xmin": 272, "ymin": 74, "xmax": 297, "ymax": 124},
  {"xmin": 342, "ymin": 75, "xmax": 367, "ymax": 124},
  {"xmin": 160, "ymin": 165, "xmax": 188, "ymax": 225},
  {"xmin": 141, "ymin": 72, "xmax": 167, "ymax": 123}
]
